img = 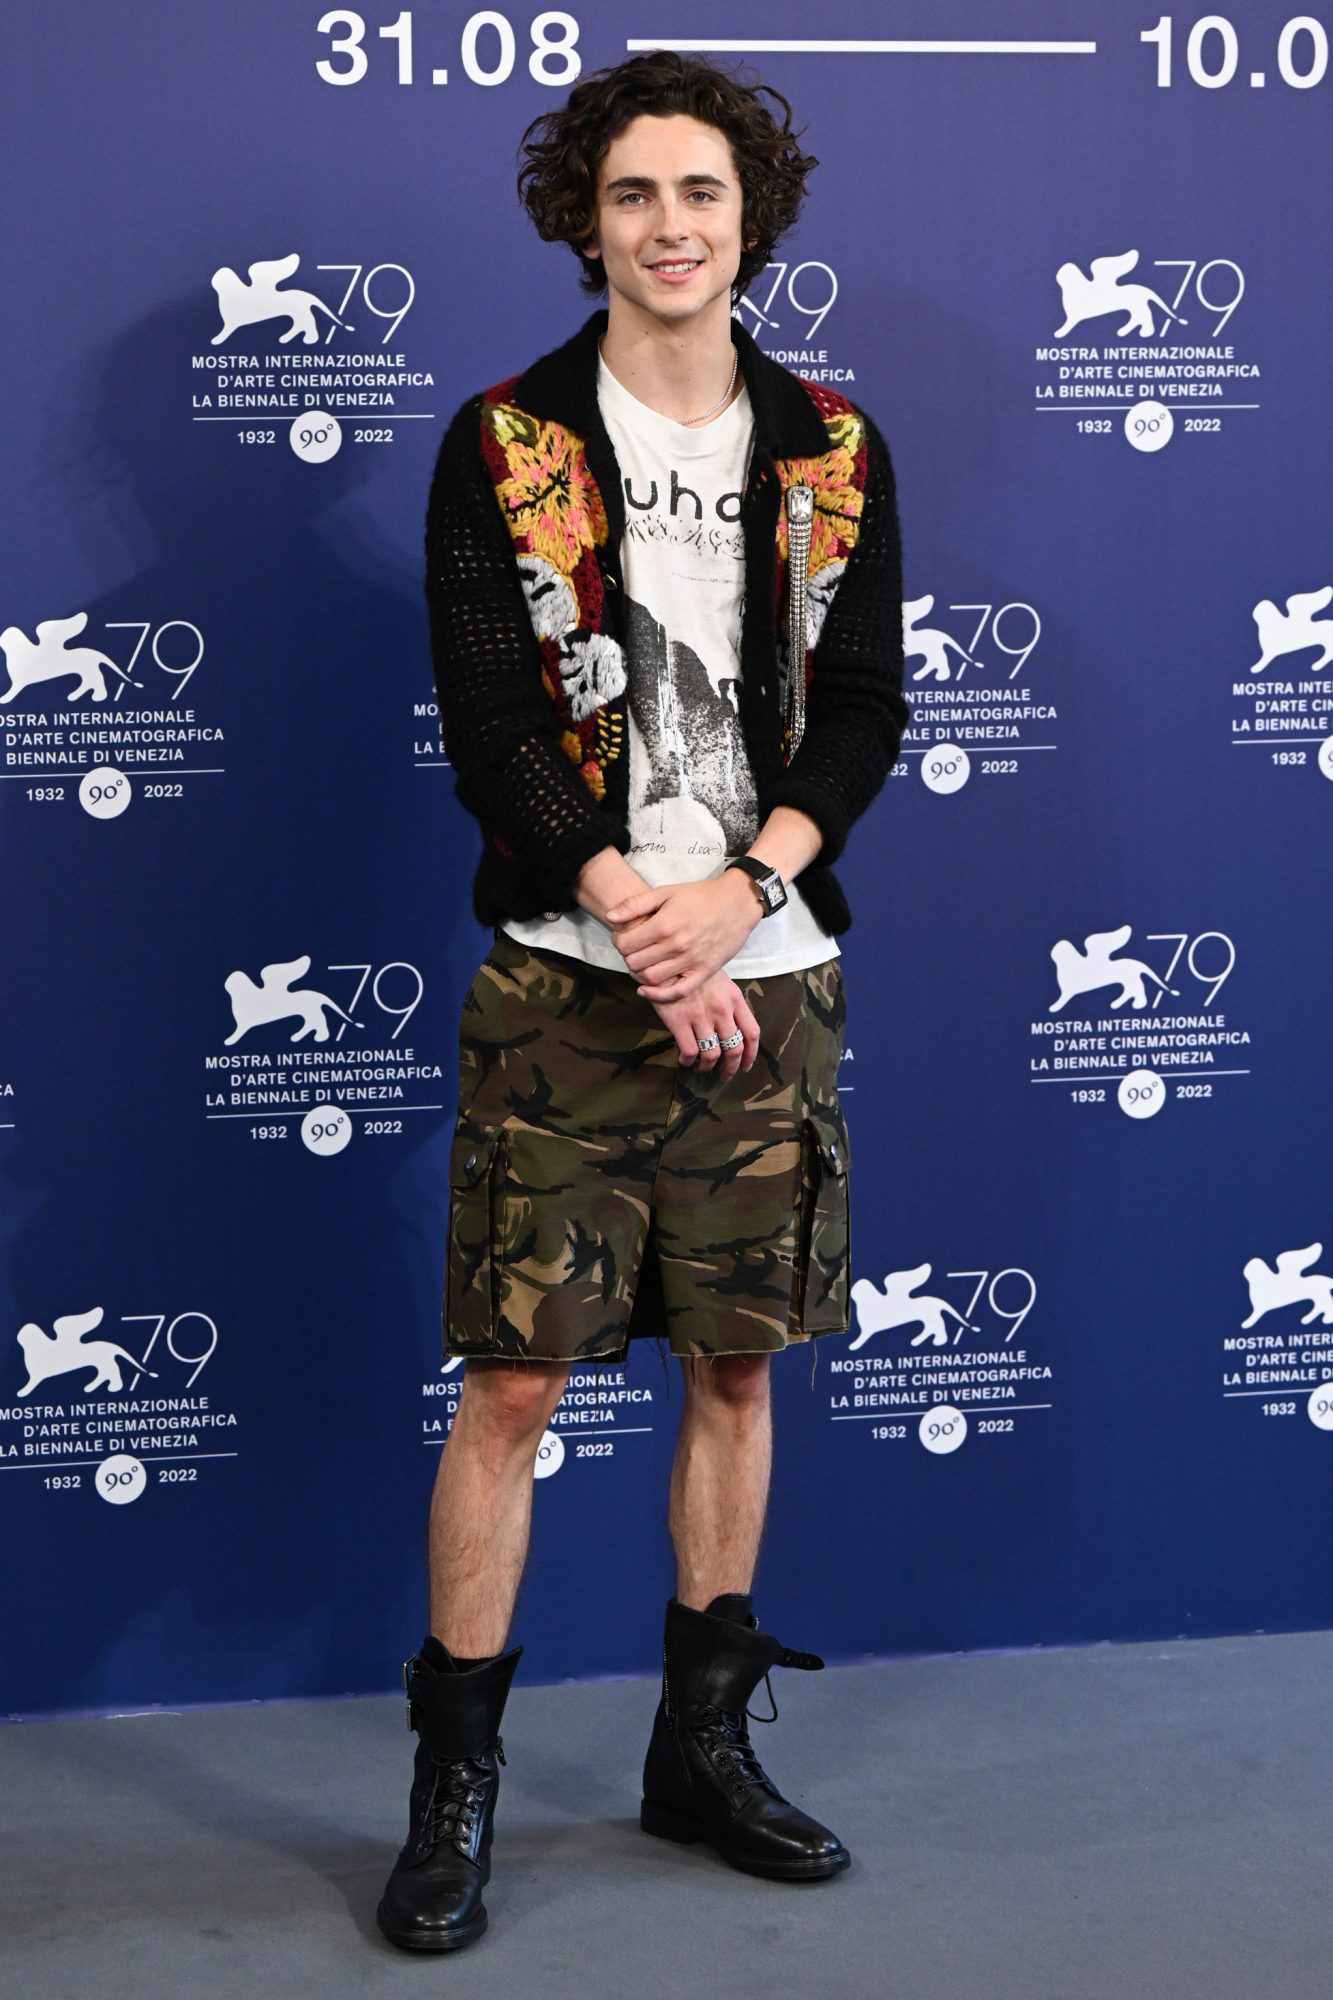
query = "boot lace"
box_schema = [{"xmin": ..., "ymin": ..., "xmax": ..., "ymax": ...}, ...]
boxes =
[
  {"xmin": 691, "ymin": 1671, "xmax": 781, "ymax": 1796},
  {"xmin": 420, "ymin": 1739, "xmax": 505, "ymax": 1855}
]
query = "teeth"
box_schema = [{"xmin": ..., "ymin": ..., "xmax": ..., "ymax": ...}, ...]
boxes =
[{"xmin": 653, "ymin": 261, "xmax": 699, "ymax": 272}]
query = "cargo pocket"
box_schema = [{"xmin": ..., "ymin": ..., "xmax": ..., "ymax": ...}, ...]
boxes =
[
  {"xmin": 444, "ymin": 1124, "xmax": 507, "ymax": 1352},
  {"xmin": 796, "ymin": 1113, "xmax": 852, "ymax": 1334}
]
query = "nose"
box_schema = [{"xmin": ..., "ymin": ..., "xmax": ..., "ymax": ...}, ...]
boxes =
[{"xmin": 655, "ymin": 196, "xmax": 693, "ymax": 240}]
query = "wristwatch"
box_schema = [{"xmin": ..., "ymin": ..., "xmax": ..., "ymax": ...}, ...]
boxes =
[{"xmin": 725, "ymin": 854, "xmax": 788, "ymax": 918}]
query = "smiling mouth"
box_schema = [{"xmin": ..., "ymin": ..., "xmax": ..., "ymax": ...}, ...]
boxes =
[{"xmin": 647, "ymin": 259, "xmax": 702, "ymax": 274}]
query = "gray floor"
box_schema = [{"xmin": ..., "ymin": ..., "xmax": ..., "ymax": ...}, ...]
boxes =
[{"xmin": 4, "ymin": 1628, "xmax": 1329, "ymax": 1998}]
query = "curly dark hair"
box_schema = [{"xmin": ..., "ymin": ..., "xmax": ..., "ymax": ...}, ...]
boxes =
[{"xmin": 515, "ymin": 50, "xmax": 818, "ymax": 302}]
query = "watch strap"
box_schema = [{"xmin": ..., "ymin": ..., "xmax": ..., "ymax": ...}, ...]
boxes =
[{"xmin": 725, "ymin": 854, "xmax": 787, "ymax": 917}]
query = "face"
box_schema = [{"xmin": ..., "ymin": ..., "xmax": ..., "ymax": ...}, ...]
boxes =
[{"xmin": 581, "ymin": 112, "xmax": 753, "ymax": 320}]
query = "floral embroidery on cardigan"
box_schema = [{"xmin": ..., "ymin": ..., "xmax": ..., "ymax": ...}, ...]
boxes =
[
  {"xmin": 480, "ymin": 386, "xmax": 626, "ymax": 803},
  {"xmin": 482, "ymin": 398, "xmax": 609, "ymax": 573}
]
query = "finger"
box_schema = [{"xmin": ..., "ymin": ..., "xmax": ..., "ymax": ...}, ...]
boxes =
[
  {"xmin": 605, "ymin": 891, "xmax": 662, "ymax": 920},
  {"xmin": 635, "ymin": 958, "xmax": 697, "ymax": 997},
  {"xmin": 628, "ymin": 942, "xmax": 688, "ymax": 982},
  {"xmin": 716, "ymin": 1017, "xmax": 743, "ymax": 1081},
  {"xmin": 692, "ymin": 1016, "xmax": 722, "ymax": 1068},
  {"xmin": 642, "ymin": 974, "xmax": 706, "ymax": 1006},
  {"xmin": 612, "ymin": 895, "xmax": 676, "ymax": 939},
  {"xmin": 614, "ymin": 923, "xmax": 661, "ymax": 955},
  {"xmin": 734, "ymin": 996, "xmax": 762, "ymax": 1070},
  {"xmin": 647, "ymin": 996, "xmax": 695, "ymax": 1062}
]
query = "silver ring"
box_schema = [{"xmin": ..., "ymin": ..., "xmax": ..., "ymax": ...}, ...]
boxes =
[
  {"xmin": 719, "ymin": 1030, "xmax": 744, "ymax": 1050},
  {"xmin": 697, "ymin": 1034, "xmax": 719, "ymax": 1053}
]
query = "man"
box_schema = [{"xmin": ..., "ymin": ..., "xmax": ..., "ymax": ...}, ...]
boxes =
[{"xmin": 378, "ymin": 49, "xmax": 908, "ymax": 1953}]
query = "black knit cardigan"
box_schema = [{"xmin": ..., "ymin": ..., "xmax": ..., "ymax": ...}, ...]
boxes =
[{"xmin": 424, "ymin": 306, "xmax": 909, "ymax": 937}]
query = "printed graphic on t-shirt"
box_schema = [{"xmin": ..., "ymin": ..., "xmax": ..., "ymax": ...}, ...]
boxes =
[
  {"xmin": 622, "ymin": 589, "xmax": 756, "ymax": 860},
  {"xmin": 610, "ymin": 422, "xmax": 755, "ymax": 873},
  {"xmin": 622, "ymin": 475, "xmax": 744, "ymax": 563}
]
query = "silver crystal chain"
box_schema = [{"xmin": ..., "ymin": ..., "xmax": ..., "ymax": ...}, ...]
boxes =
[{"xmin": 784, "ymin": 484, "xmax": 814, "ymax": 756}]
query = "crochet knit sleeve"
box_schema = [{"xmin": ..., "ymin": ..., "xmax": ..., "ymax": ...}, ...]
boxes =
[
  {"xmin": 424, "ymin": 393, "xmax": 632, "ymax": 907},
  {"xmin": 758, "ymin": 406, "xmax": 910, "ymax": 869}
]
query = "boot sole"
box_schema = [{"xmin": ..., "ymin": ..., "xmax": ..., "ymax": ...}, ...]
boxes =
[
  {"xmin": 640, "ymin": 1798, "xmax": 851, "ymax": 1881},
  {"xmin": 375, "ymin": 1899, "xmax": 488, "ymax": 1951}
]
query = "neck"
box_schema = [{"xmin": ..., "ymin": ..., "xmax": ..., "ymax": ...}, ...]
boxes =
[{"xmin": 599, "ymin": 291, "xmax": 740, "ymax": 425}]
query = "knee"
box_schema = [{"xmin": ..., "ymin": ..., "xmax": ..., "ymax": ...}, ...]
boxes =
[
  {"xmin": 683, "ymin": 1351, "xmax": 771, "ymax": 1415},
  {"xmin": 460, "ymin": 1359, "xmax": 570, "ymax": 1444}
]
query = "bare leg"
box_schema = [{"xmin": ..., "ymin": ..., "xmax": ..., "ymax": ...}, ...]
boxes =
[
  {"xmin": 668, "ymin": 1353, "xmax": 773, "ymax": 1610},
  {"xmin": 427, "ymin": 1358, "xmax": 571, "ymax": 1656}
]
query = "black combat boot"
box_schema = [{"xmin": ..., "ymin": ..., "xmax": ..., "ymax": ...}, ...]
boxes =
[
  {"xmin": 640, "ymin": 1593, "xmax": 851, "ymax": 1881},
  {"xmin": 376, "ymin": 1637, "xmax": 523, "ymax": 1951}
]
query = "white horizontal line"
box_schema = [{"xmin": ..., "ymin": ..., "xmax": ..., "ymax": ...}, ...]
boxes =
[
  {"xmin": 1223, "ymin": 1387, "xmax": 1326, "ymax": 1399},
  {"xmin": 191, "ymin": 412, "xmax": 436, "ymax": 421},
  {"xmin": 900, "ymin": 743, "xmax": 1058, "ymax": 752},
  {"xmin": 1, "ymin": 768, "xmax": 226, "ymax": 779},
  {"xmin": 627, "ymin": 40, "xmax": 1097, "ymax": 55},
  {"xmin": 424, "ymin": 1424, "xmax": 655, "ymax": 1438},
  {"xmin": 206, "ymin": 1104, "xmax": 446, "ymax": 1119},
  {"xmin": 1035, "ymin": 403, "xmax": 1261, "ymax": 411},
  {"xmin": 1232, "ymin": 735, "xmax": 1327, "ymax": 744},
  {"xmin": 0, "ymin": 1452, "xmax": 240, "ymax": 1472},
  {"xmin": 831, "ymin": 1401, "xmax": 1054, "ymax": 1419},
  {"xmin": 1030, "ymin": 1068, "xmax": 1251, "ymax": 1082}
]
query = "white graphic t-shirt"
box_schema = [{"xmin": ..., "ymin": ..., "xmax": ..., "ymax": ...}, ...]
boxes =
[{"xmin": 500, "ymin": 351, "xmax": 839, "ymax": 977}]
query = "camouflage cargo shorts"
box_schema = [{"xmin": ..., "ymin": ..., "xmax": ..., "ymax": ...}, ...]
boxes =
[{"xmin": 443, "ymin": 927, "xmax": 852, "ymax": 1367}]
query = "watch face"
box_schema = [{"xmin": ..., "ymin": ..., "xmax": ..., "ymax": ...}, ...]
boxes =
[{"xmin": 730, "ymin": 858, "xmax": 786, "ymax": 914}]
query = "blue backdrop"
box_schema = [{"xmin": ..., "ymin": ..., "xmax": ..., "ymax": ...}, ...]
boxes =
[{"xmin": 5, "ymin": 1, "xmax": 1332, "ymax": 1718}]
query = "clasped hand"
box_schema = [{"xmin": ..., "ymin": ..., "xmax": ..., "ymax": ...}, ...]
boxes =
[{"xmin": 602, "ymin": 876, "xmax": 760, "ymax": 1079}]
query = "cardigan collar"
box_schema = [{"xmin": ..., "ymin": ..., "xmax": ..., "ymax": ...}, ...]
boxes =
[{"xmin": 507, "ymin": 304, "xmax": 832, "ymax": 460}]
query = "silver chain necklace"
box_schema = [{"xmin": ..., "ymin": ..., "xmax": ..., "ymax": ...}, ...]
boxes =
[{"xmin": 599, "ymin": 339, "xmax": 738, "ymax": 426}]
